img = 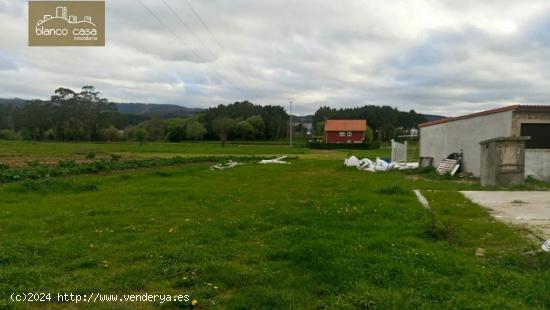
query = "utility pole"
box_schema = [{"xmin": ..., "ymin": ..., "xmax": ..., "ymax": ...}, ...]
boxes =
[{"xmin": 289, "ymin": 99, "xmax": 293, "ymax": 147}]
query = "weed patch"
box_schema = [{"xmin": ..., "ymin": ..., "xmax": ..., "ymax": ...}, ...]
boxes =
[
  {"xmin": 9, "ymin": 179, "xmax": 99, "ymax": 194},
  {"xmin": 377, "ymin": 185, "xmax": 409, "ymax": 195}
]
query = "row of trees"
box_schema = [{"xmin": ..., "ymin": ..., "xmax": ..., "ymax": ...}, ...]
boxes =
[
  {"xmin": 0, "ymin": 87, "xmax": 123, "ymax": 141},
  {"xmin": 313, "ymin": 105, "xmax": 426, "ymax": 140},
  {"xmin": 123, "ymin": 102, "xmax": 289, "ymax": 145},
  {"xmin": 0, "ymin": 86, "xmax": 430, "ymax": 143},
  {"xmin": 0, "ymin": 87, "xmax": 291, "ymax": 144}
]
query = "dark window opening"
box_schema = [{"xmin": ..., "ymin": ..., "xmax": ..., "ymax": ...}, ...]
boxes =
[{"xmin": 520, "ymin": 123, "xmax": 550, "ymax": 149}]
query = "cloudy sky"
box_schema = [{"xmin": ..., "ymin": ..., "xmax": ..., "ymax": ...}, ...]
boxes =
[{"xmin": 1, "ymin": 0, "xmax": 550, "ymax": 115}]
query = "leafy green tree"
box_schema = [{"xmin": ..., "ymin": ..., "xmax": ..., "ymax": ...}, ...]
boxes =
[
  {"xmin": 312, "ymin": 105, "xmax": 427, "ymax": 141},
  {"xmin": 236, "ymin": 120, "xmax": 255, "ymax": 140},
  {"xmin": 185, "ymin": 121, "xmax": 207, "ymax": 140},
  {"xmin": 246, "ymin": 115, "xmax": 265, "ymax": 138},
  {"xmin": 143, "ymin": 118, "xmax": 166, "ymax": 141},
  {"xmin": 16, "ymin": 100, "xmax": 55, "ymax": 140},
  {"xmin": 126, "ymin": 126, "xmax": 148, "ymax": 144},
  {"xmin": 365, "ymin": 126, "xmax": 374, "ymax": 142},
  {"xmin": 100, "ymin": 126, "xmax": 121, "ymax": 142},
  {"xmin": 314, "ymin": 121, "xmax": 325, "ymax": 136},
  {"xmin": 134, "ymin": 128, "xmax": 148, "ymax": 145},
  {"xmin": 212, "ymin": 117, "xmax": 235, "ymax": 147},
  {"xmin": 0, "ymin": 129, "xmax": 19, "ymax": 140},
  {"xmin": 165, "ymin": 118, "xmax": 188, "ymax": 142}
]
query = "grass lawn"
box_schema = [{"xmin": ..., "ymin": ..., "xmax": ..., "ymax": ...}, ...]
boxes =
[
  {"xmin": 1, "ymin": 145, "xmax": 549, "ymax": 309},
  {"xmin": 0, "ymin": 141, "xmax": 417, "ymax": 167}
]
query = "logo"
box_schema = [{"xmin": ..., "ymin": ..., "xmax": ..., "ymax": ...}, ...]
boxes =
[{"xmin": 29, "ymin": 1, "xmax": 105, "ymax": 46}]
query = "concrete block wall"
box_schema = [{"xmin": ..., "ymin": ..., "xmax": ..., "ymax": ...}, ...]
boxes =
[
  {"xmin": 420, "ymin": 111, "xmax": 513, "ymax": 176},
  {"xmin": 525, "ymin": 150, "xmax": 550, "ymax": 182}
]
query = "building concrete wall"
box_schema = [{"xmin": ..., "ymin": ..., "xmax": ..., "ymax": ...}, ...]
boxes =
[
  {"xmin": 420, "ymin": 111, "xmax": 513, "ymax": 176},
  {"xmin": 511, "ymin": 111, "xmax": 550, "ymax": 136},
  {"xmin": 513, "ymin": 111, "xmax": 550, "ymax": 181},
  {"xmin": 525, "ymin": 149, "xmax": 550, "ymax": 181}
]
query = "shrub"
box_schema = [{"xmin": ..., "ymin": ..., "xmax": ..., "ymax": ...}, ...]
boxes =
[
  {"xmin": 57, "ymin": 160, "xmax": 77, "ymax": 168},
  {"xmin": 377, "ymin": 185, "xmax": 409, "ymax": 195},
  {"xmin": 185, "ymin": 122, "xmax": 207, "ymax": 140},
  {"xmin": 86, "ymin": 152, "xmax": 96, "ymax": 160},
  {"xmin": 110, "ymin": 154, "xmax": 122, "ymax": 161},
  {"xmin": 0, "ymin": 156, "xmax": 295, "ymax": 183},
  {"xmin": 306, "ymin": 141, "xmax": 380, "ymax": 150},
  {"xmin": 0, "ymin": 129, "xmax": 19, "ymax": 140},
  {"xmin": 25, "ymin": 160, "xmax": 40, "ymax": 167}
]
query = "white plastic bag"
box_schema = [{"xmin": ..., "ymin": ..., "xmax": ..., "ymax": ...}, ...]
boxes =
[
  {"xmin": 344, "ymin": 156, "xmax": 360, "ymax": 167},
  {"xmin": 374, "ymin": 158, "xmax": 389, "ymax": 171}
]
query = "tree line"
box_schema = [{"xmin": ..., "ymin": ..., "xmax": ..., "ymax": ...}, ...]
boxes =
[
  {"xmin": 0, "ymin": 86, "xmax": 429, "ymax": 143},
  {"xmin": 0, "ymin": 87, "xmax": 290, "ymax": 144},
  {"xmin": 313, "ymin": 105, "xmax": 427, "ymax": 140}
]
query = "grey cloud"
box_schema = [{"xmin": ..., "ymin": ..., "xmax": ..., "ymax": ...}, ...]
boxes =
[{"xmin": 2, "ymin": 0, "xmax": 550, "ymax": 115}]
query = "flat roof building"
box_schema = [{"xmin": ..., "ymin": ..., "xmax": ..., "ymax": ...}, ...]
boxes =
[{"xmin": 419, "ymin": 105, "xmax": 550, "ymax": 181}]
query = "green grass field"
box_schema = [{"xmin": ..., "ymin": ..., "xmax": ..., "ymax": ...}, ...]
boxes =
[{"xmin": 0, "ymin": 141, "xmax": 549, "ymax": 309}]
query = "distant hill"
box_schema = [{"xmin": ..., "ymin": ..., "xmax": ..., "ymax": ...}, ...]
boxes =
[
  {"xmin": 294, "ymin": 114, "xmax": 444, "ymax": 124},
  {"xmin": 0, "ymin": 98, "xmax": 27, "ymax": 107},
  {"xmin": 292, "ymin": 115, "xmax": 313, "ymax": 123},
  {"xmin": 116, "ymin": 103, "xmax": 203, "ymax": 118},
  {"xmin": 422, "ymin": 114, "xmax": 446, "ymax": 122},
  {"xmin": 0, "ymin": 98, "xmax": 203, "ymax": 118}
]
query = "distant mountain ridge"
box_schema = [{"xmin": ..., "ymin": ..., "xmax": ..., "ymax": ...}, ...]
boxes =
[
  {"xmin": 0, "ymin": 98, "xmax": 27, "ymax": 107},
  {"xmin": 116, "ymin": 103, "xmax": 203, "ymax": 117},
  {"xmin": 0, "ymin": 98, "xmax": 445, "ymax": 122},
  {"xmin": 0, "ymin": 98, "xmax": 203, "ymax": 118}
]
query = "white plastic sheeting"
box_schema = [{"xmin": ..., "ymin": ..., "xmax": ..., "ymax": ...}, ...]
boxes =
[
  {"xmin": 259, "ymin": 156, "xmax": 290, "ymax": 164},
  {"xmin": 344, "ymin": 156, "xmax": 418, "ymax": 172},
  {"xmin": 211, "ymin": 160, "xmax": 244, "ymax": 170}
]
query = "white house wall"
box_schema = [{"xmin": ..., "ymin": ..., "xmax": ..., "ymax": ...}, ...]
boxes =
[{"xmin": 420, "ymin": 111, "xmax": 513, "ymax": 176}]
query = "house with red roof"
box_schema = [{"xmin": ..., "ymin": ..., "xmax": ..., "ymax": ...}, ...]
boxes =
[{"xmin": 324, "ymin": 119, "xmax": 367, "ymax": 144}]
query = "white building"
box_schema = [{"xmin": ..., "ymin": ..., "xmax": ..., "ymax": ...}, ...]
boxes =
[{"xmin": 419, "ymin": 105, "xmax": 550, "ymax": 181}]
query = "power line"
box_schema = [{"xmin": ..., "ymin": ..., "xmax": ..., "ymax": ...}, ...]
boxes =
[
  {"xmin": 160, "ymin": 0, "xmax": 218, "ymax": 60},
  {"xmin": 178, "ymin": 0, "xmax": 266, "ymax": 100},
  {"xmin": 136, "ymin": 0, "xmax": 202, "ymax": 61},
  {"xmin": 183, "ymin": 0, "xmax": 227, "ymax": 53},
  {"xmin": 137, "ymin": 0, "xmax": 263, "ymax": 101},
  {"xmin": 160, "ymin": 0, "xmax": 264, "ymax": 100}
]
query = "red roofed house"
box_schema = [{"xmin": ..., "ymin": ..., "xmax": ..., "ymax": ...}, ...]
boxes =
[{"xmin": 324, "ymin": 119, "xmax": 367, "ymax": 144}]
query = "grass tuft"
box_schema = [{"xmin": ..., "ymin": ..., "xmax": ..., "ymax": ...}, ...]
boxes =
[{"xmin": 377, "ymin": 185, "xmax": 409, "ymax": 195}]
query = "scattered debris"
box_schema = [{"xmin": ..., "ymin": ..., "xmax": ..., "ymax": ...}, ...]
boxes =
[
  {"xmin": 541, "ymin": 239, "xmax": 550, "ymax": 252},
  {"xmin": 437, "ymin": 152, "xmax": 463, "ymax": 175},
  {"xmin": 344, "ymin": 156, "xmax": 418, "ymax": 172},
  {"xmin": 437, "ymin": 159, "xmax": 459, "ymax": 175},
  {"xmin": 475, "ymin": 248, "xmax": 485, "ymax": 257},
  {"xmin": 259, "ymin": 156, "xmax": 290, "ymax": 165},
  {"xmin": 419, "ymin": 157, "xmax": 434, "ymax": 168},
  {"xmin": 210, "ymin": 160, "xmax": 244, "ymax": 170}
]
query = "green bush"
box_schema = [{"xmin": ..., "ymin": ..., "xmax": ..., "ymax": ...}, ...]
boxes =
[
  {"xmin": 306, "ymin": 141, "xmax": 380, "ymax": 150},
  {"xmin": 0, "ymin": 156, "xmax": 295, "ymax": 183},
  {"xmin": 0, "ymin": 129, "xmax": 20, "ymax": 141},
  {"xmin": 110, "ymin": 154, "xmax": 122, "ymax": 161}
]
